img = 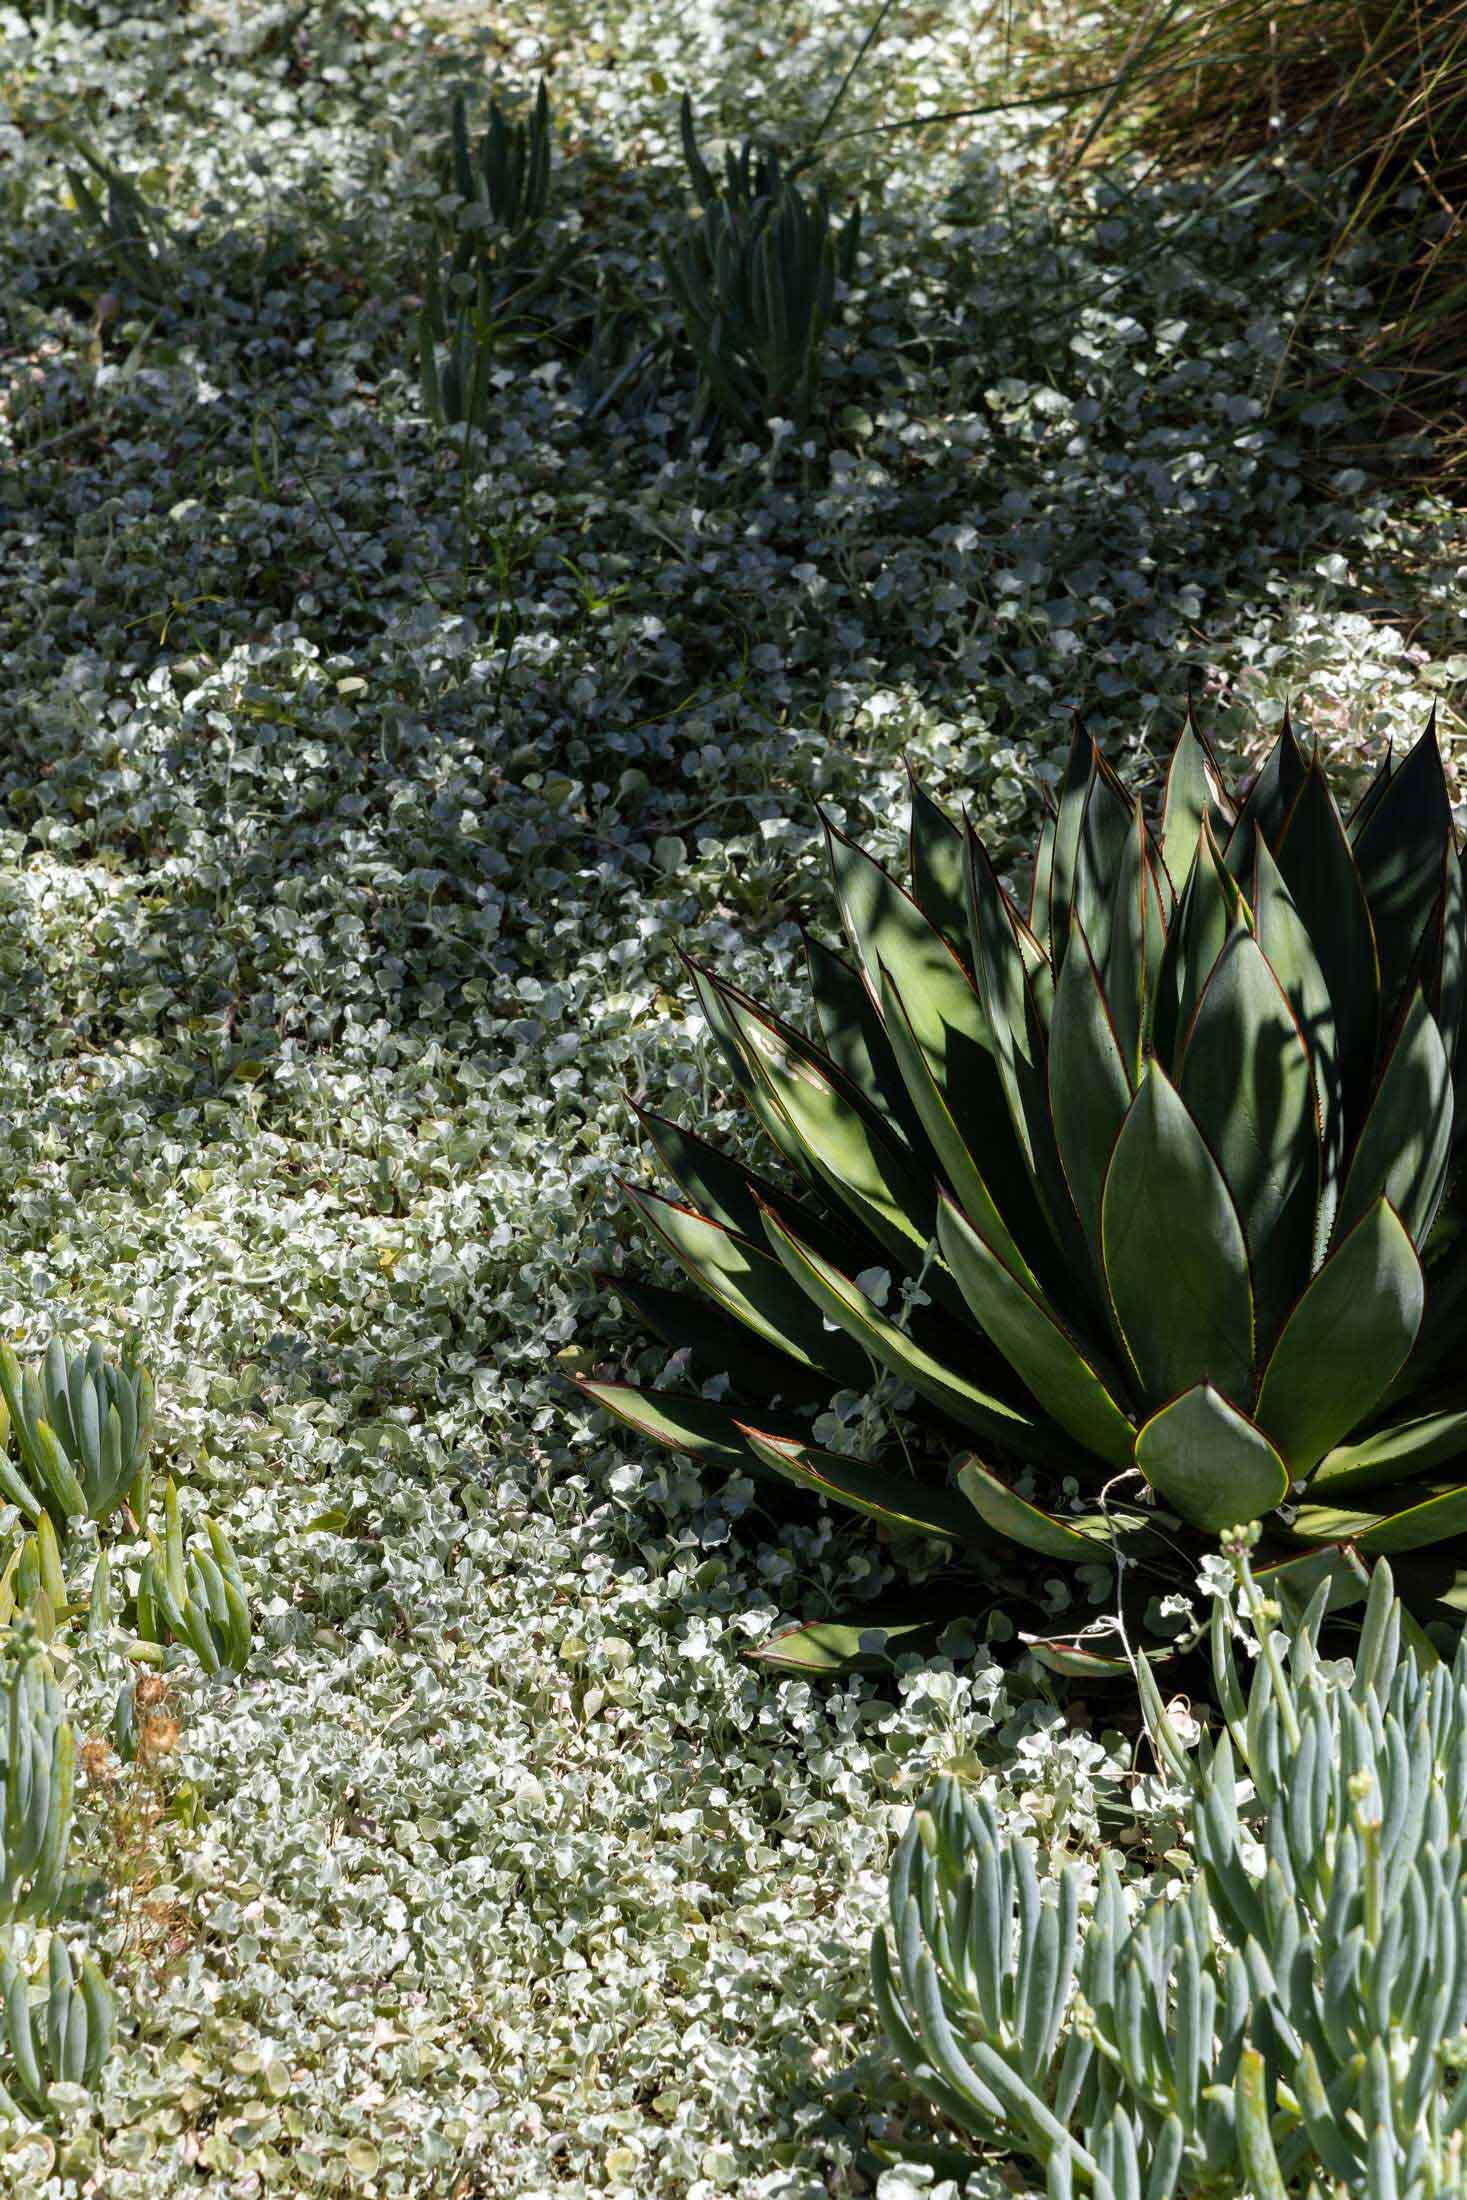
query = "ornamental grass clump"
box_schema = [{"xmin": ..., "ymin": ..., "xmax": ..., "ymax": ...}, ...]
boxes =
[
  {"xmin": 1054, "ymin": 0, "xmax": 1467, "ymax": 475},
  {"xmin": 874, "ymin": 1550, "xmax": 1467, "ymax": 2199},
  {"xmin": 582, "ymin": 708, "xmax": 1467, "ymax": 1670}
]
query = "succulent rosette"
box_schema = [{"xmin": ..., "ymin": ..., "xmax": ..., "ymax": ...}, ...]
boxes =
[{"xmin": 581, "ymin": 710, "xmax": 1467, "ymax": 1670}]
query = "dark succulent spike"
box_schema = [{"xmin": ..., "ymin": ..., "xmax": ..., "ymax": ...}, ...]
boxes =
[
  {"xmin": 663, "ymin": 98, "xmax": 860, "ymax": 434},
  {"xmin": 448, "ymin": 79, "xmax": 552, "ymax": 254},
  {"xmin": 420, "ymin": 80, "xmax": 567, "ymax": 433},
  {"xmin": 580, "ymin": 709, "xmax": 1467, "ymax": 1671}
]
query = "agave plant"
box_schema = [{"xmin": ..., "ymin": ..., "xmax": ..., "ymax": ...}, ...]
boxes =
[
  {"xmin": 0, "ymin": 1339, "xmax": 154, "ymax": 1541},
  {"xmin": 662, "ymin": 95, "xmax": 860, "ymax": 433},
  {"xmin": 580, "ymin": 709, "xmax": 1467, "ymax": 1669},
  {"xmin": 873, "ymin": 1551, "xmax": 1467, "ymax": 2199}
]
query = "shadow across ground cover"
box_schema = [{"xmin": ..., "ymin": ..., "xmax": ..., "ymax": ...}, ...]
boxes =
[{"xmin": 0, "ymin": 0, "xmax": 1464, "ymax": 2192}]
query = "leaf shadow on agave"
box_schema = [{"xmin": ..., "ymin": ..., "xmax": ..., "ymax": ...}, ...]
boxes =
[{"xmin": 575, "ymin": 706, "xmax": 1467, "ymax": 1680}]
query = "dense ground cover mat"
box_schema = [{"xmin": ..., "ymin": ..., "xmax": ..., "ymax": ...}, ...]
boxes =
[{"xmin": 1, "ymin": 0, "xmax": 1465, "ymax": 2192}]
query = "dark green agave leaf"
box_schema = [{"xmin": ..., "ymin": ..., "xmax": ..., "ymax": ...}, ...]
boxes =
[
  {"xmin": 573, "ymin": 1376, "xmax": 757, "ymax": 1470},
  {"xmin": 1290, "ymin": 1483, "xmax": 1467, "ymax": 1555},
  {"xmin": 804, "ymin": 931, "xmax": 933, "ymax": 1164},
  {"xmin": 1224, "ymin": 710, "xmax": 1308, "ymax": 882},
  {"xmin": 1253, "ymin": 1542, "xmax": 1371, "ymax": 1623},
  {"xmin": 964, "ymin": 825, "xmax": 1080, "ymax": 1258},
  {"xmin": 634, "ymin": 1099, "xmax": 824, "ymax": 1246},
  {"xmin": 1039, "ymin": 722, "xmax": 1095, "ymax": 967},
  {"xmin": 1135, "ymin": 1385, "xmax": 1290, "ymax": 1533},
  {"xmin": 1310, "ymin": 1400, "xmax": 1467, "ymax": 1498},
  {"xmin": 1350, "ymin": 718, "xmax": 1455, "ymax": 1023},
  {"xmin": 1023, "ymin": 1623, "xmax": 1176, "ymax": 1678},
  {"xmin": 1381, "ymin": 1233, "xmax": 1467, "ymax": 1402},
  {"xmin": 1252, "ymin": 837, "xmax": 1342, "ymax": 1260},
  {"xmin": 623, "ymin": 1182, "xmax": 871, "ymax": 1387},
  {"xmin": 907, "ymin": 766, "xmax": 971, "ymax": 962},
  {"xmin": 1101, "ymin": 1065, "xmax": 1254, "ymax": 1404},
  {"xmin": 1151, "ymin": 818, "xmax": 1249, "ymax": 1070},
  {"xmin": 1047, "ymin": 912, "xmax": 1134, "ymax": 1278},
  {"xmin": 1028, "ymin": 789, "xmax": 1058, "ymax": 950},
  {"xmin": 1071, "ymin": 750, "xmax": 1135, "ymax": 979},
  {"xmin": 1348, "ymin": 742, "xmax": 1396, "ymax": 840},
  {"xmin": 821, "ymin": 812, "xmax": 995, "ymax": 1098},
  {"xmin": 1099, "ymin": 805, "xmax": 1168, "ymax": 1075},
  {"xmin": 820, "ymin": 817, "xmax": 1034, "ymax": 1241},
  {"xmin": 958, "ymin": 1457, "xmax": 1146, "ymax": 1559},
  {"xmin": 685, "ymin": 957, "xmax": 815, "ymax": 1178},
  {"xmin": 1253, "ymin": 1198, "xmax": 1423, "ymax": 1480},
  {"xmin": 711, "ymin": 974, "xmax": 940, "ymax": 1272},
  {"xmin": 1270, "ymin": 758, "xmax": 1381, "ymax": 1112},
  {"xmin": 877, "ymin": 954, "xmax": 1048, "ymax": 1297},
  {"xmin": 599, "ymin": 1272, "xmax": 830, "ymax": 1405},
  {"xmin": 1160, "ymin": 704, "xmax": 1234, "ymax": 888},
  {"xmin": 758, "ymin": 1202, "xmax": 1059, "ymax": 1454},
  {"xmin": 938, "ymin": 1193, "xmax": 1135, "ymax": 1468},
  {"xmin": 738, "ymin": 1426, "xmax": 984, "ymax": 1544},
  {"xmin": 1176, "ymin": 927, "xmax": 1321, "ymax": 1269},
  {"xmin": 1333, "ymin": 990, "xmax": 1453, "ymax": 1251},
  {"xmin": 747, "ymin": 1615, "xmax": 956, "ymax": 1675}
]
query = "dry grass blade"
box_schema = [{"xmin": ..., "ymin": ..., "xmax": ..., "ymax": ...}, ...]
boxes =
[{"xmin": 1012, "ymin": 0, "xmax": 1467, "ymax": 479}]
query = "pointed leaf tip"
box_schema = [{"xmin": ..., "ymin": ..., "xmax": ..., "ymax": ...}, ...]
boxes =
[{"xmin": 1135, "ymin": 1383, "xmax": 1288, "ymax": 1532}]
